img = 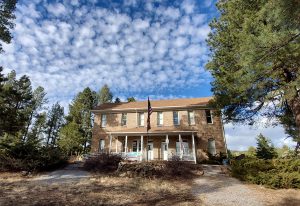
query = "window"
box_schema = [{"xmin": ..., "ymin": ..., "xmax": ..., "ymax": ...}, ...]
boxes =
[
  {"xmin": 121, "ymin": 113, "xmax": 127, "ymax": 126},
  {"xmin": 132, "ymin": 140, "xmax": 141, "ymax": 152},
  {"xmin": 99, "ymin": 139, "xmax": 105, "ymax": 152},
  {"xmin": 173, "ymin": 111, "xmax": 179, "ymax": 125},
  {"xmin": 157, "ymin": 112, "xmax": 163, "ymax": 126},
  {"xmin": 138, "ymin": 112, "xmax": 144, "ymax": 126},
  {"xmin": 188, "ymin": 111, "xmax": 195, "ymax": 125},
  {"xmin": 101, "ymin": 114, "xmax": 107, "ymax": 127},
  {"xmin": 176, "ymin": 141, "xmax": 189, "ymax": 155},
  {"xmin": 208, "ymin": 138, "xmax": 216, "ymax": 155},
  {"xmin": 205, "ymin": 110, "xmax": 213, "ymax": 124}
]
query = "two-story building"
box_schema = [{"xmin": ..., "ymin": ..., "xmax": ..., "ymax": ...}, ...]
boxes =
[{"xmin": 91, "ymin": 97, "xmax": 227, "ymax": 163}]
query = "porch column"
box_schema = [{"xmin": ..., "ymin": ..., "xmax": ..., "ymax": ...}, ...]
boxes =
[
  {"xmin": 140, "ymin": 135, "xmax": 143, "ymax": 161},
  {"xmin": 165, "ymin": 134, "xmax": 169, "ymax": 161},
  {"xmin": 115, "ymin": 136, "xmax": 118, "ymax": 153},
  {"xmin": 109, "ymin": 134, "xmax": 112, "ymax": 153},
  {"xmin": 125, "ymin": 135, "xmax": 128, "ymax": 154},
  {"xmin": 179, "ymin": 134, "xmax": 183, "ymax": 160},
  {"xmin": 192, "ymin": 133, "xmax": 196, "ymax": 164}
]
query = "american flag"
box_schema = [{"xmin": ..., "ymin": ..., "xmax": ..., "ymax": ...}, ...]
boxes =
[{"xmin": 147, "ymin": 97, "xmax": 152, "ymax": 131}]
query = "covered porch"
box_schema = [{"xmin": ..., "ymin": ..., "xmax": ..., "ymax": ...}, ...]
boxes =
[{"xmin": 106, "ymin": 130, "xmax": 197, "ymax": 163}]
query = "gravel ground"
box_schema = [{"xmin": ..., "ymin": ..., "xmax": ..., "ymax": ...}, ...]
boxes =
[
  {"xmin": 33, "ymin": 162, "xmax": 91, "ymax": 184},
  {"xmin": 192, "ymin": 165, "xmax": 300, "ymax": 206}
]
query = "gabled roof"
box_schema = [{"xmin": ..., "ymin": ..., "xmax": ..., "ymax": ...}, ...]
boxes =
[{"xmin": 92, "ymin": 97, "xmax": 213, "ymax": 112}]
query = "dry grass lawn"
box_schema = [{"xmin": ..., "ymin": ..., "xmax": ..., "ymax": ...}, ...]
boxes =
[
  {"xmin": 0, "ymin": 172, "xmax": 201, "ymax": 206},
  {"xmin": 1, "ymin": 170, "xmax": 300, "ymax": 206}
]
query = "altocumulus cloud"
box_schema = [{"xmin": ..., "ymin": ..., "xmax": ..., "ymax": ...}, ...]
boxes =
[
  {"xmin": 0, "ymin": 0, "xmax": 292, "ymax": 150},
  {"xmin": 0, "ymin": 0, "xmax": 212, "ymax": 104}
]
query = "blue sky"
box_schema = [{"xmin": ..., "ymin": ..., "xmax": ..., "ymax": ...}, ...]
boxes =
[{"xmin": 0, "ymin": 0, "xmax": 295, "ymax": 150}]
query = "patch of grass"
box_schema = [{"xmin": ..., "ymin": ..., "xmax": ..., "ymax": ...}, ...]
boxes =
[{"xmin": 0, "ymin": 173, "xmax": 199, "ymax": 205}]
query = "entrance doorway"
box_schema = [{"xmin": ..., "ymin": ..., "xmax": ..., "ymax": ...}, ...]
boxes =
[
  {"xmin": 161, "ymin": 142, "xmax": 168, "ymax": 160},
  {"xmin": 147, "ymin": 142, "xmax": 154, "ymax": 160}
]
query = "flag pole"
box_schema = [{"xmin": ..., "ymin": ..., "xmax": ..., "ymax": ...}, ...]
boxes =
[
  {"xmin": 146, "ymin": 130, "xmax": 149, "ymax": 162},
  {"xmin": 146, "ymin": 96, "xmax": 152, "ymax": 162}
]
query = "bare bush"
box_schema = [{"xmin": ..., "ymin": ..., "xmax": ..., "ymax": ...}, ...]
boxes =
[{"xmin": 83, "ymin": 153, "xmax": 123, "ymax": 172}]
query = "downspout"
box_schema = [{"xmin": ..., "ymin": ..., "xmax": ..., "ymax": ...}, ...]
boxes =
[{"xmin": 221, "ymin": 118, "xmax": 228, "ymax": 158}]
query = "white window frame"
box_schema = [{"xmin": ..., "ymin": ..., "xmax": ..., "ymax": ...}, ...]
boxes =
[
  {"xmin": 208, "ymin": 138, "xmax": 216, "ymax": 155},
  {"xmin": 99, "ymin": 139, "xmax": 105, "ymax": 152},
  {"xmin": 157, "ymin": 112, "xmax": 163, "ymax": 126},
  {"xmin": 121, "ymin": 113, "xmax": 127, "ymax": 126},
  {"xmin": 138, "ymin": 112, "xmax": 144, "ymax": 127},
  {"xmin": 176, "ymin": 141, "xmax": 189, "ymax": 155},
  {"xmin": 132, "ymin": 140, "xmax": 141, "ymax": 152},
  {"xmin": 205, "ymin": 110, "xmax": 213, "ymax": 124},
  {"xmin": 173, "ymin": 111, "xmax": 179, "ymax": 125},
  {"xmin": 188, "ymin": 111, "xmax": 195, "ymax": 125},
  {"xmin": 101, "ymin": 114, "xmax": 107, "ymax": 127}
]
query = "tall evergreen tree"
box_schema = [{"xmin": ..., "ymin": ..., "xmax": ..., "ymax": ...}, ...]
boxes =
[
  {"xmin": 206, "ymin": 0, "xmax": 300, "ymax": 151},
  {"xmin": 23, "ymin": 86, "xmax": 47, "ymax": 140},
  {"xmin": 255, "ymin": 133, "xmax": 277, "ymax": 159},
  {"xmin": 27, "ymin": 112, "xmax": 46, "ymax": 145},
  {"xmin": 58, "ymin": 121, "xmax": 82, "ymax": 155},
  {"xmin": 97, "ymin": 84, "xmax": 113, "ymax": 105},
  {"xmin": 0, "ymin": 0, "xmax": 17, "ymax": 53},
  {"xmin": 45, "ymin": 102, "xmax": 64, "ymax": 146},
  {"xmin": 60, "ymin": 87, "xmax": 97, "ymax": 154},
  {"xmin": 0, "ymin": 71, "xmax": 33, "ymax": 137}
]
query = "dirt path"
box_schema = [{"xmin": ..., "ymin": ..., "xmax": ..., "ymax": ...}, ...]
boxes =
[
  {"xmin": 33, "ymin": 162, "xmax": 91, "ymax": 184},
  {"xmin": 192, "ymin": 165, "xmax": 300, "ymax": 206}
]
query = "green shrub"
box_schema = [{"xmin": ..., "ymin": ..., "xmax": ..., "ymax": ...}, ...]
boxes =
[
  {"xmin": 231, "ymin": 157, "xmax": 300, "ymax": 188},
  {"xmin": 0, "ymin": 143, "xmax": 67, "ymax": 172}
]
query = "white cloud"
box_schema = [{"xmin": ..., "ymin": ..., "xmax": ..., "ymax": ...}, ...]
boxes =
[
  {"xmin": 225, "ymin": 123, "xmax": 296, "ymax": 151},
  {"xmin": 46, "ymin": 3, "xmax": 67, "ymax": 17},
  {"xmin": 182, "ymin": 0, "xmax": 195, "ymax": 14},
  {"xmin": 0, "ymin": 1, "xmax": 212, "ymax": 115}
]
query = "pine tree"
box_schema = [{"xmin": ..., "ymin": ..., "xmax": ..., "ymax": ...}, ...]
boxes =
[
  {"xmin": 0, "ymin": 71, "xmax": 33, "ymax": 137},
  {"xmin": 255, "ymin": 134, "xmax": 277, "ymax": 159},
  {"xmin": 27, "ymin": 112, "xmax": 46, "ymax": 145},
  {"xmin": 45, "ymin": 102, "xmax": 64, "ymax": 146},
  {"xmin": 206, "ymin": 0, "xmax": 300, "ymax": 151},
  {"xmin": 23, "ymin": 86, "xmax": 47, "ymax": 141},
  {"xmin": 97, "ymin": 84, "xmax": 113, "ymax": 105},
  {"xmin": 60, "ymin": 87, "xmax": 97, "ymax": 154},
  {"xmin": 0, "ymin": 0, "xmax": 17, "ymax": 53}
]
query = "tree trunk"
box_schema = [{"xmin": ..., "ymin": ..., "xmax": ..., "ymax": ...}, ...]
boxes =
[
  {"xmin": 23, "ymin": 111, "xmax": 34, "ymax": 142},
  {"xmin": 289, "ymin": 96, "xmax": 300, "ymax": 153}
]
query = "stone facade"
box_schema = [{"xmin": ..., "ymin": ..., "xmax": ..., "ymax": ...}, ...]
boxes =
[{"xmin": 91, "ymin": 99, "xmax": 227, "ymax": 162}]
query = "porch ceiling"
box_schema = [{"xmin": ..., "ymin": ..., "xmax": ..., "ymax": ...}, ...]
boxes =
[{"xmin": 109, "ymin": 126, "xmax": 198, "ymax": 136}]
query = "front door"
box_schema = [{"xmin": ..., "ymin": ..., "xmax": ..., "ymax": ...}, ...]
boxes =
[
  {"xmin": 161, "ymin": 142, "xmax": 168, "ymax": 160},
  {"xmin": 147, "ymin": 142, "xmax": 154, "ymax": 160}
]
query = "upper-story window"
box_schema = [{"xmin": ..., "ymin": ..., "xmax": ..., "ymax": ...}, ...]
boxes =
[
  {"xmin": 188, "ymin": 111, "xmax": 195, "ymax": 125},
  {"xmin": 173, "ymin": 111, "xmax": 179, "ymax": 125},
  {"xmin": 205, "ymin": 110, "xmax": 213, "ymax": 124},
  {"xmin": 157, "ymin": 112, "xmax": 163, "ymax": 126},
  {"xmin": 101, "ymin": 114, "xmax": 107, "ymax": 127},
  {"xmin": 121, "ymin": 113, "xmax": 127, "ymax": 126},
  {"xmin": 138, "ymin": 112, "xmax": 144, "ymax": 126}
]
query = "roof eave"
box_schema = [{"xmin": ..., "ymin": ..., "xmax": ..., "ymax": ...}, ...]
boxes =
[{"xmin": 91, "ymin": 104, "xmax": 213, "ymax": 113}]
